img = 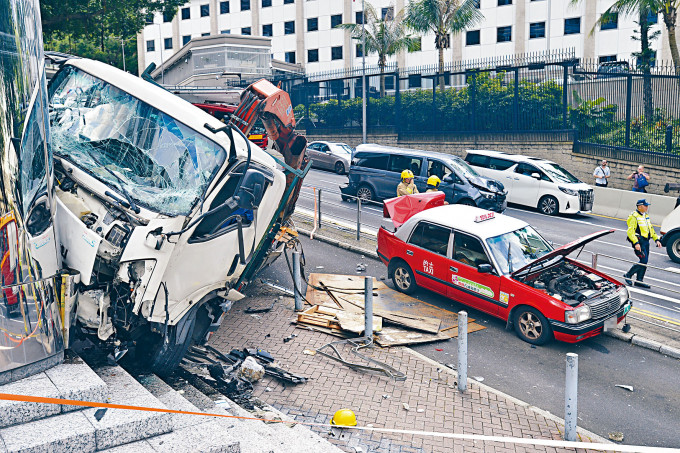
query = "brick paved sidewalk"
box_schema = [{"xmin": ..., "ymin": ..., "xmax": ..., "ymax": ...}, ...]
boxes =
[{"xmin": 209, "ymin": 282, "xmax": 609, "ymax": 453}]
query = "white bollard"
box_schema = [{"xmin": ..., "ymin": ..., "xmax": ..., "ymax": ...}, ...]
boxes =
[
  {"xmin": 293, "ymin": 251, "xmax": 303, "ymax": 311},
  {"xmin": 565, "ymin": 352, "xmax": 578, "ymax": 441},
  {"xmin": 364, "ymin": 276, "xmax": 373, "ymax": 340},
  {"xmin": 457, "ymin": 311, "xmax": 468, "ymax": 392}
]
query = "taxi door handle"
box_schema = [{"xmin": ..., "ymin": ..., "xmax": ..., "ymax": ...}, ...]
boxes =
[
  {"xmin": 406, "ymin": 250, "xmax": 414, "ymax": 256},
  {"xmin": 450, "ymin": 266, "xmax": 458, "ymax": 273}
]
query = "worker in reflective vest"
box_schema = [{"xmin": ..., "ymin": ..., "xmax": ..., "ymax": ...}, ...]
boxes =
[{"xmin": 623, "ymin": 199, "xmax": 662, "ymax": 288}]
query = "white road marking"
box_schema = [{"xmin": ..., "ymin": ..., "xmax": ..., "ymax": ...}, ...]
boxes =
[
  {"xmin": 295, "ymin": 207, "xmax": 379, "ymax": 235},
  {"xmin": 628, "ymin": 287, "xmax": 680, "ymax": 306},
  {"xmin": 573, "ymin": 259, "xmax": 680, "ymax": 291},
  {"xmin": 666, "ymin": 267, "xmax": 680, "ymax": 274}
]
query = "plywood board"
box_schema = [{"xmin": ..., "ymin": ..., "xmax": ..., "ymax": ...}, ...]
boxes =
[
  {"xmin": 335, "ymin": 311, "xmax": 382, "ymax": 334},
  {"xmin": 374, "ymin": 327, "xmax": 451, "ymax": 347}
]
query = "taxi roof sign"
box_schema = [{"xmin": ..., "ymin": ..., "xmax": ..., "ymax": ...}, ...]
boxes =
[{"xmin": 474, "ymin": 212, "xmax": 495, "ymax": 223}]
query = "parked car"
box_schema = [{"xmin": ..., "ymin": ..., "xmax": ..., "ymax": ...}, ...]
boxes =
[
  {"xmin": 464, "ymin": 150, "xmax": 593, "ymax": 215},
  {"xmin": 307, "ymin": 141, "xmax": 352, "ymax": 174},
  {"xmin": 596, "ymin": 61, "xmax": 630, "ymax": 79},
  {"xmin": 340, "ymin": 144, "xmax": 507, "ymax": 212},
  {"xmin": 660, "ymin": 182, "xmax": 680, "ymax": 263},
  {"xmin": 377, "ymin": 204, "xmax": 631, "ymax": 344}
]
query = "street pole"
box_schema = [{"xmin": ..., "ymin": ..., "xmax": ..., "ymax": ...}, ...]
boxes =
[
  {"xmin": 121, "ymin": 39, "xmax": 126, "ymax": 72},
  {"xmin": 156, "ymin": 23, "xmax": 165, "ymax": 84},
  {"xmin": 364, "ymin": 276, "xmax": 373, "ymax": 340},
  {"xmin": 457, "ymin": 311, "xmax": 468, "ymax": 392},
  {"xmin": 564, "ymin": 353, "xmax": 578, "ymax": 441},
  {"xmin": 362, "ymin": 0, "xmax": 367, "ymax": 144}
]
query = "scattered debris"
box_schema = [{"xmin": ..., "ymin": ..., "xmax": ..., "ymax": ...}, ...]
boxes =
[
  {"xmin": 265, "ymin": 387, "xmax": 273, "ymax": 392},
  {"xmin": 283, "ymin": 334, "xmax": 296, "ymax": 343},
  {"xmin": 250, "ymin": 314, "xmax": 262, "ymax": 319},
  {"xmin": 530, "ymin": 345, "xmax": 536, "ymax": 349},
  {"xmin": 177, "ymin": 389, "xmax": 185, "ymax": 395},
  {"xmin": 615, "ymin": 385, "xmax": 634, "ymax": 392},
  {"xmin": 609, "ymin": 432, "xmax": 624, "ymax": 442},
  {"xmin": 245, "ymin": 302, "xmax": 275, "ymax": 314},
  {"xmin": 240, "ymin": 357, "xmax": 265, "ymax": 382},
  {"xmin": 402, "ymin": 403, "xmax": 410, "ymax": 411},
  {"xmin": 316, "ymin": 338, "xmax": 406, "ymax": 381},
  {"xmin": 94, "ymin": 408, "xmax": 107, "ymax": 421},
  {"xmin": 356, "ymin": 264, "xmax": 367, "ymax": 272},
  {"xmin": 379, "ymin": 276, "xmax": 386, "ymax": 281},
  {"xmin": 302, "ymin": 349, "xmax": 316, "ymax": 355},
  {"xmin": 435, "ymin": 348, "xmax": 443, "ymax": 352},
  {"xmin": 417, "ymin": 408, "xmax": 425, "ymax": 413},
  {"xmin": 445, "ymin": 363, "xmax": 456, "ymax": 370},
  {"xmin": 382, "ymin": 394, "xmax": 390, "ymax": 399},
  {"xmin": 260, "ymin": 279, "xmax": 295, "ymax": 297},
  {"xmin": 474, "ymin": 376, "xmax": 484, "ymax": 382},
  {"xmin": 316, "ymin": 266, "xmax": 325, "ymax": 269},
  {"xmin": 215, "ymin": 399, "xmax": 230, "ymax": 409}
]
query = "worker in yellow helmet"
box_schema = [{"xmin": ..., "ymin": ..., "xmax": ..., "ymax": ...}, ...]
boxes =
[
  {"xmin": 425, "ymin": 175, "xmax": 441, "ymax": 192},
  {"xmin": 397, "ymin": 169, "xmax": 419, "ymax": 197}
]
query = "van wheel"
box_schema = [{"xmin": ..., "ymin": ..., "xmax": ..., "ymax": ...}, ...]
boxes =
[
  {"xmin": 335, "ymin": 162, "xmax": 346, "ymax": 174},
  {"xmin": 459, "ymin": 198, "xmax": 476, "ymax": 207},
  {"xmin": 666, "ymin": 232, "xmax": 680, "ymax": 264},
  {"xmin": 356, "ymin": 185, "xmax": 375, "ymax": 202},
  {"xmin": 513, "ymin": 306, "xmax": 553, "ymax": 345},
  {"xmin": 390, "ymin": 260, "xmax": 417, "ymax": 295},
  {"xmin": 538, "ymin": 196, "xmax": 559, "ymax": 215}
]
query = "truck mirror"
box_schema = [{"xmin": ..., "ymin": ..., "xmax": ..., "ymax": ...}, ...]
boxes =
[{"xmin": 236, "ymin": 169, "xmax": 266, "ymax": 210}]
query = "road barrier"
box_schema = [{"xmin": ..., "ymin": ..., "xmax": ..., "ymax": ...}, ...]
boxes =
[{"xmin": 591, "ymin": 186, "xmax": 677, "ymax": 225}]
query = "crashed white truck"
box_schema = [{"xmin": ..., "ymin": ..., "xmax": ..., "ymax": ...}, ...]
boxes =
[{"xmin": 47, "ymin": 58, "xmax": 308, "ymax": 374}]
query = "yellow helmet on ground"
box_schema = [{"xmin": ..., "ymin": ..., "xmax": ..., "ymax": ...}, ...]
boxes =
[
  {"xmin": 427, "ymin": 175, "xmax": 441, "ymax": 187},
  {"xmin": 330, "ymin": 408, "xmax": 357, "ymax": 426},
  {"xmin": 401, "ymin": 169, "xmax": 414, "ymax": 180}
]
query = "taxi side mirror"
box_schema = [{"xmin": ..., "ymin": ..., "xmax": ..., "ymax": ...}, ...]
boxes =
[{"xmin": 477, "ymin": 264, "xmax": 493, "ymax": 274}]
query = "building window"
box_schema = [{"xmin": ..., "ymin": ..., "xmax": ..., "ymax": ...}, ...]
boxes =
[
  {"xmin": 564, "ymin": 17, "xmax": 581, "ymax": 35},
  {"xmin": 284, "ymin": 0, "xmax": 294, "ymax": 4},
  {"xmin": 600, "ymin": 13, "xmax": 618, "ymax": 30},
  {"xmin": 308, "ymin": 17, "xmax": 318, "ymax": 31},
  {"xmin": 408, "ymin": 74, "xmax": 421, "ymax": 88},
  {"xmin": 598, "ymin": 55, "xmax": 617, "ymax": 63},
  {"xmin": 163, "ymin": 11, "xmax": 173, "ymax": 22},
  {"xmin": 181, "ymin": 7, "xmax": 190, "ymax": 20},
  {"xmin": 164, "ymin": 37, "xmax": 173, "ymax": 49},
  {"xmin": 241, "ymin": 27, "xmax": 251, "ymax": 35},
  {"xmin": 262, "ymin": 0, "xmax": 271, "ymax": 7},
  {"xmin": 356, "ymin": 44, "xmax": 363, "ymax": 57},
  {"xmin": 529, "ymin": 22, "xmax": 545, "ymax": 39},
  {"xmin": 146, "ymin": 40, "xmax": 155, "ymax": 52},
  {"xmin": 221, "ymin": 30, "xmax": 231, "ymax": 34},
  {"xmin": 382, "ymin": 7, "xmax": 394, "ymax": 21},
  {"xmin": 331, "ymin": 46, "xmax": 343, "ymax": 60},
  {"xmin": 241, "ymin": 0, "xmax": 250, "ymax": 11},
  {"xmin": 356, "ymin": 11, "xmax": 364, "ymax": 24},
  {"xmin": 201, "ymin": 32, "xmax": 210, "ymax": 36},
  {"xmin": 466, "ymin": 30, "xmax": 480, "ymax": 46},
  {"xmin": 262, "ymin": 24, "xmax": 273, "ymax": 36},
  {"xmin": 200, "ymin": 4, "xmax": 210, "ymax": 17},
  {"xmin": 497, "ymin": 26, "xmax": 512, "ymax": 42},
  {"xmin": 182, "ymin": 35, "xmax": 191, "ymax": 45},
  {"xmin": 473, "ymin": 0, "xmax": 480, "ymax": 7},
  {"xmin": 285, "ymin": 21, "xmax": 295, "ymax": 34},
  {"xmin": 220, "ymin": 1, "xmax": 230, "ymax": 14},
  {"xmin": 385, "ymin": 76, "xmax": 395, "ymax": 90},
  {"xmin": 308, "ymin": 49, "xmax": 319, "ymax": 63},
  {"xmin": 285, "ymin": 51, "xmax": 296, "ymax": 64},
  {"xmin": 145, "ymin": 13, "xmax": 154, "ymax": 24},
  {"xmin": 647, "ymin": 11, "xmax": 658, "ymax": 24},
  {"xmin": 498, "ymin": 0, "xmax": 512, "ymax": 5},
  {"xmin": 331, "ymin": 14, "xmax": 342, "ymax": 28}
]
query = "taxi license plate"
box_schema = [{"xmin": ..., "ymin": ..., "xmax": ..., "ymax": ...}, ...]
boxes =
[{"xmin": 603, "ymin": 315, "xmax": 618, "ymax": 332}]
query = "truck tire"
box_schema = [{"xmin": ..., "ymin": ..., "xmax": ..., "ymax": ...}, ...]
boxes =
[{"xmin": 665, "ymin": 232, "xmax": 680, "ymax": 264}]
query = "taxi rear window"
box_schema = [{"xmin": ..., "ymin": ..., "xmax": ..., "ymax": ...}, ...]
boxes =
[{"xmin": 408, "ymin": 222, "xmax": 450, "ymax": 256}]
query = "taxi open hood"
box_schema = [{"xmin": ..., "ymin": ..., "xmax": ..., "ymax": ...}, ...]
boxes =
[
  {"xmin": 383, "ymin": 192, "xmax": 446, "ymax": 228},
  {"xmin": 511, "ymin": 229, "xmax": 615, "ymax": 278}
]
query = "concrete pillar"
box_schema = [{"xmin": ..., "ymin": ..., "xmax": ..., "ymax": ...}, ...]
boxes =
[
  {"xmin": 297, "ymin": 0, "xmax": 305, "ymax": 66},
  {"xmin": 211, "ymin": 0, "xmax": 218, "ymax": 35},
  {"xmin": 514, "ymin": 0, "xmax": 526, "ymax": 55},
  {"xmin": 344, "ymin": 0, "xmax": 352, "ymax": 69},
  {"xmin": 583, "ymin": 0, "xmax": 597, "ymax": 60}
]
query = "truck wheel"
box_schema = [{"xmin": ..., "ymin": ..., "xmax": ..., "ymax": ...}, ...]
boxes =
[
  {"xmin": 356, "ymin": 184, "xmax": 375, "ymax": 202},
  {"xmin": 538, "ymin": 195, "xmax": 559, "ymax": 216},
  {"xmin": 390, "ymin": 260, "xmax": 417, "ymax": 295},
  {"xmin": 666, "ymin": 232, "xmax": 680, "ymax": 264},
  {"xmin": 513, "ymin": 306, "xmax": 553, "ymax": 345}
]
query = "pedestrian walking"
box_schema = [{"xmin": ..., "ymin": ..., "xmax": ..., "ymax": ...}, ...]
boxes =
[
  {"xmin": 627, "ymin": 165, "xmax": 650, "ymax": 193},
  {"xmin": 397, "ymin": 170, "xmax": 418, "ymax": 197},
  {"xmin": 623, "ymin": 199, "xmax": 662, "ymax": 288},
  {"xmin": 593, "ymin": 160, "xmax": 610, "ymax": 187}
]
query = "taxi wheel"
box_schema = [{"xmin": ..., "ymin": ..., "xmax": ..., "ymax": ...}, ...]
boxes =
[
  {"xmin": 390, "ymin": 260, "xmax": 417, "ymax": 294},
  {"xmin": 538, "ymin": 196, "xmax": 559, "ymax": 216},
  {"xmin": 513, "ymin": 306, "xmax": 553, "ymax": 345}
]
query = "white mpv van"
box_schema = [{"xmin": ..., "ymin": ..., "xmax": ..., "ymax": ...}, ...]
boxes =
[{"xmin": 464, "ymin": 150, "xmax": 594, "ymax": 215}]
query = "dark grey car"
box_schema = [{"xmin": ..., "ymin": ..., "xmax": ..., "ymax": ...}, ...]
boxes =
[{"xmin": 340, "ymin": 144, "xmax": 507, "ymax": 212}]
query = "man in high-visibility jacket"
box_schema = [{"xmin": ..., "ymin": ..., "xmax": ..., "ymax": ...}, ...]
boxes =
[
  {"xmin": 623, "ymin": 199, "xmax": 662, "ymax": 288},
  {"xmin": 397, "ymin": 170, "xmax": 418, "ymax": 197}
]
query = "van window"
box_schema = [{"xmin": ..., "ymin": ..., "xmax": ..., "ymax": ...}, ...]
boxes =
[
  {"xmin": 427, "ymin": 160, "xmax": 455, "ymax": 181},
  {"xmin": 408, "ymin": 222, "xmax": 451, "ymax": 256},
  {"xmin": 489, "ymin": 157, "xmax": 515, "ymax": 171},
  {"xmin": 515, "ymin": 163, "xmax": 550, "ymax": 181},
  {"xmin": 353, "ymin": 152, "xmax": 388, "ymax": 170},
  {"xmin": 466, "ymin": 154, "xmax": 489, "ymax": 168},
  {"xmin": 453, "ymin": 232, "xmax": 491, "ymax": 268},
  {"xmin": 388, "ymin": 155, "xmax": 423, "ymax": 176}
]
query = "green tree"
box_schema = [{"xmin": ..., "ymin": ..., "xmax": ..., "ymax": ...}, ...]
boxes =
[
  {"xmin": 405, "ymin": 0, "xmax": 484, "ymax": 91},
  {"xmin": 339, "ymin": 3, "xmax": 420, "ymax": 96},
  {"xmin": 44, "ymin": 35, "xmax": 138, "ymax": 74}
]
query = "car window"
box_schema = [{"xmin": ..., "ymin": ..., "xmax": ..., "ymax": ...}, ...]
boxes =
[
  {"xmin": 427, "ymin": 160, "xmax": 453, "ymax": 180},
  {"xmin": 320, "ymin": 144, "xmax": 330, "ymax": 152},
  {"xmin": 466, "ymin": 154, "xmax": 489, "ymax": 168},
  {"xmin": 389, "ymin": 155, "xmax": 423, "ymax": 176},
  {"xmin": 408, "ymin": 222, "xmax": 451, "ymax": 256},
  {"xmin": 353, "ymin": 152, "xmax": 388, "ymax": 170},
  {"xmin": 307, "ymin": 143, "xmax": 318, "ymax": 151},
  {"xmin": 540, "ymin": 163, "xmax": 580, "ymax": 183},
  {"xmin": 515, "ymin": 163, "xmax": 549, "ymax": 181},
  {"xmin": 489, "ymin": 157, "xmax": 514, "ymax": 171},
  {"xmin": 453, "ymin": 232, "xmax": 491, "ymax": 268}
]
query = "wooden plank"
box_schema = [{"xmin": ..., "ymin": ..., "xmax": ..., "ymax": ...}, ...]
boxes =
[
  {"xmin": 374, "ymin": 327, "xmax": 451, "ymax": 347},
  {"xmin": 335, "ymin": 312, "xmax": 382, "ymax": 334},
  {"xmin": 336, "ymin": 294, "xmax": 441, "ymax": 334}
]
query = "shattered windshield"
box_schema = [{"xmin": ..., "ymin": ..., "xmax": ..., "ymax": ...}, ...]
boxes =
[
  {"xmin": 448, "ymin": 157, "xmax": 480, "ymax": 179},
  {"xmin": 48, "ymin": 66, "xmax": 227, "ymax": 216},
  {"xmin": 486, "ymin": 226, "xmax": 553, "ymax": 275}
]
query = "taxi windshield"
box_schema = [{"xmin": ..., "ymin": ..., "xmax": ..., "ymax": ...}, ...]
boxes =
[{"xmin": 486, "ymin": 226, "xmax": 553, "ymax": 274}]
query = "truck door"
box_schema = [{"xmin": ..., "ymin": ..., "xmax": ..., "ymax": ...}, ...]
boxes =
[
  {"xmin": 404, "ymin": 221, "xmax": 452, "ymax": 296},
  {"xmin": 447, "ymin": 231, "xmax": 501, "ymax": 316}
]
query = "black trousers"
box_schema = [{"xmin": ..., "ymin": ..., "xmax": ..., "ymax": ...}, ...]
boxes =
[{"xmin": 626, "ymin": 238, "xmax": 650, "ymax": 281}]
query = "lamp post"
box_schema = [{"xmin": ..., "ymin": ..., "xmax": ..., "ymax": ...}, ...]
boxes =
[
  {"xmin": 121, "ymin": 39, "xmax": 126, "ymax": 72},
  {"xmin": 155, "ymin": 22, "xmax": 165, "ymax": 84},
  {"xmin": 362, "ymin": 0, "xmax": 367, "ymax": 144}
]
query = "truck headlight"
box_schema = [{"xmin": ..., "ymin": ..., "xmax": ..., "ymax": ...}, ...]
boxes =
[
  {"xmin": 565, "ymin": 304, "xmax": 591, "ymax": 324},
  {"xmin": 559, "ymin": 186, "xmax": 578, "ymax": 196},
  {"xmin": 618, "ymin": 286, "xmax": 629, "ymax": 306}
]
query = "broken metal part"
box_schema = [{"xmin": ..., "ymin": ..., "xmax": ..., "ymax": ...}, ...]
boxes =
[
  {"xmin": 315, "ymin": 338, "xmax": 406, "ymax": 381},
  {"xmin": 260, "ymin": 279, "xmax": 294, "ymax": 297},
  {"xmin": 244, "ymin": 302, "xmax": 275, "ymax": 314}
]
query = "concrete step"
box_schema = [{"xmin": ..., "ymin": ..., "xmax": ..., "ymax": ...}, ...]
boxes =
[{"xmin": 0, "ymin": 352, "xmax": 107, "ymax": 428}]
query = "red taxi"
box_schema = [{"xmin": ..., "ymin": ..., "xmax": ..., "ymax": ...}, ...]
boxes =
[{"xmin": 377, "ymin": 201, "xmax": 631, "ymax": 344}]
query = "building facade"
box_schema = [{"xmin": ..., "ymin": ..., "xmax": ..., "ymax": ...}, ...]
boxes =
[{"xmin": 138, "ymin": 0, "xmax": 670, "ymax": 78}]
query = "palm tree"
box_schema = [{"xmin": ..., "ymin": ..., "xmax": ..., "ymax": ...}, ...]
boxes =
[
  {"xmin": 406, "ymin": 0, "xmax": 484, "ymax": 91},
  {"xmin": 339, "ymin": 3, "xmax": 421, "ymax": 97}
]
